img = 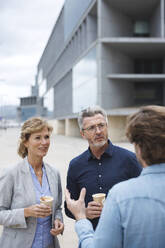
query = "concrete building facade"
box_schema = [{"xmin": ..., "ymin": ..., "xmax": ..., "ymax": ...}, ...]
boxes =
[{"xmin": 37, "ymin": 0, "xmax": 165, "ymax": 141}]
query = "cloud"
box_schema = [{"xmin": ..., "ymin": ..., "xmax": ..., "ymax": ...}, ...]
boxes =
[{"xmin": 0, "ymin": 0, "xmax": 64, "ymax": 106}]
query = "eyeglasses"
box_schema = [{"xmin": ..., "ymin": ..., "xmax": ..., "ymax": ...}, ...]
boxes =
[{"xmin": 82, "ymin": 123, "xmax": 106, "ymax": 133}]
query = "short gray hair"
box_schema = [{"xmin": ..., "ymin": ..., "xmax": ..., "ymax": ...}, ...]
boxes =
[{"xmin": 78, "ymin": 106, "xmax": 108, "ymax": 130}]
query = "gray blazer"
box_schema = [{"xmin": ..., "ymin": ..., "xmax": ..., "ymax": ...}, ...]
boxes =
[{"xmin": 0, "ymin": 158, "xmax": 63, "ymax": 248}]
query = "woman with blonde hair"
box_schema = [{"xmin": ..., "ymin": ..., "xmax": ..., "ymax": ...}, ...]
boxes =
[{"xmin": 0, "ymin": 117, "xmax": 64, "ymax": 248}]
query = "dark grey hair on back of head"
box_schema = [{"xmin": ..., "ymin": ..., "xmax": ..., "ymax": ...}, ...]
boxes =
[{"xmin": 78, "ymin": 106, "xmax": 108, "ymax": 130}]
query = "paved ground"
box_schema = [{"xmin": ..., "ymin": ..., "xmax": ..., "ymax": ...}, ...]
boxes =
[{"xmin": 0, "ymin": 127, "xmax": 134, "ymax": 247}]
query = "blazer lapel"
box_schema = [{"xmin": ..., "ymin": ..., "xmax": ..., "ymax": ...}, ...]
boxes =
[
  {"xmin": 20, "ymin": 158, "xmax": 36, "ymax": 205},
  {"xmin": 44, "ymin": 164, "xmax": 56, "ymax": 223},
  {"xmin": 45, "ymin": 164, "xmax": 56, "ymax": 200}
]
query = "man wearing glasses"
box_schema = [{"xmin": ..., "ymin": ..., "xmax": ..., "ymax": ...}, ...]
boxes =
[{"xmin": 65, "ymin": 106, "xmax": 141, "ymax": 229}]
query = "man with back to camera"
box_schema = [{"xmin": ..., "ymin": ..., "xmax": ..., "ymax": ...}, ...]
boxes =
[
  {"xmin": 65, "ymin": 105, "xmax": 165, "ymax": 248},
  {"xmin": 65, "ymin": 106, "xmax": 142, "ymax": 229}
]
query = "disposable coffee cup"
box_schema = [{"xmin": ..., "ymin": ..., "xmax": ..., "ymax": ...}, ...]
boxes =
[
  {"xmin": 40, "ymin": 196, "xmax": 54, "ymax": 208},
  {"xmin": 92, "ymin": 193, "xmax": 106, "ymax": 205}
]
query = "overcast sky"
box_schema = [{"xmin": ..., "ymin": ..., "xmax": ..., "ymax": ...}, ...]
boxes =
[{"xmin": 0, "ymin": 0, "xmax": 64, "ymax": 106}]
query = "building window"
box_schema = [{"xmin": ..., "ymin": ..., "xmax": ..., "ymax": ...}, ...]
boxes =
[
  {"xmin": 39, "ymin": 79, "xmax": 47, "ymax": 97},
  {"xmin": 134, "ymin": 21, "xmax": 150, "ymax": 37},
  {"xmin": 134, "ymin": 82, "xmax": 163, "ymax": 105},
  {"xmin": 72, "ymin": 47, "xmax": 97, "ymax": 113},
  {"xmin": 134, "ymin": 59, "xmax": 163, "ymax": 74},
  {"xmin": 44, "ymin": 88, "xmax": 54, "ymax": 116}
]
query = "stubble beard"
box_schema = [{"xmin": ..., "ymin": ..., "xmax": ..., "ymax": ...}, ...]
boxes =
[{"xmin": 92, "ymin": 139, "xmax": 107, "ymax": 148}]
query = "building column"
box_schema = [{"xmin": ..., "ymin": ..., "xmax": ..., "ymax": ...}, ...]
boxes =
[
  {"xmin": 108, "ymin": 115, "xmax": 127, "ymax": 142},
  {"xmin": 49, "ymin": 119, "xmax": 65, "ymax": 135},
  {"xmin": 65, "ymin": 118, "xmax": 80, "ymax": 137}
]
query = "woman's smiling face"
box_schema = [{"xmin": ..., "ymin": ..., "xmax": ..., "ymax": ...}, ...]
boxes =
[{"xmin": 24, "ymin": 127, "xmax": 50, "ymax": 159}]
